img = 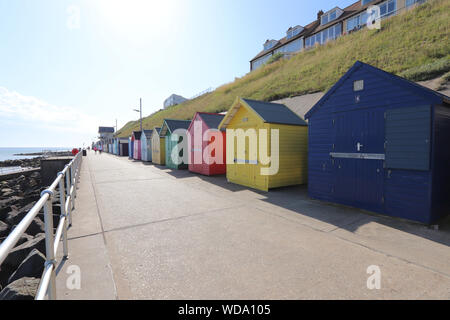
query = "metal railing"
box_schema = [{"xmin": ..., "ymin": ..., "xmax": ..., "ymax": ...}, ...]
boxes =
[{"xmin": 0, "ymin": 152, "xmax": 83, "ymax": 300}]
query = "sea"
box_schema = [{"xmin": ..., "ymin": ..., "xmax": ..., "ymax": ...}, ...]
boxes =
[{"xmin": 0, "ymin": 147, "xmax": 71, "ymax": 162}]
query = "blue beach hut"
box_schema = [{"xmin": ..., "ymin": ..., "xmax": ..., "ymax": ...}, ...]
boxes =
[
  {"xmin": 305, "ymin": 61, "xmax": 450, "ymax": 224},
  {"xmin": 128, "ymin": 136, "xmax": 134, "ymax": 159}
]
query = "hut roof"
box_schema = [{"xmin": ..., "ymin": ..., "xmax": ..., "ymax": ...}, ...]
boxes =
[
  {"xmin": 305, "ymin": 61, "xmax": 450, "ymax": 119},
  {"xmin": 160, "ymin": 119, "xmax": 191, "ymax": 136},
  {"xmin": 198, "ymin": 113, "xmax": 225, "ymax": 129}
]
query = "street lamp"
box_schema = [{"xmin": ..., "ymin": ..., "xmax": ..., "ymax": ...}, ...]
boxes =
[{"xmin": 133, "ymin": 98, "xmax": 143, "ymax": 132}]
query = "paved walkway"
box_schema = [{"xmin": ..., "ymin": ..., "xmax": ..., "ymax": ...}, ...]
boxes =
[{"xmin": 55, "ymin": 152, "xmax": 450, "ymax": 299}]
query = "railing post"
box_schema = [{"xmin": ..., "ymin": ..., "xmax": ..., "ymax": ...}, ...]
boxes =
[
  {"xmin": 65, "ymin": 165, "xmax": 72, "ymax": 227},
  {"xmin": 58, "ymin": 172, "xmax": 69, "ymax": 258},
  {"xmin": 70, "ymin": 165, "xmax": 76, "ymax": 210},
  {"xmin": 41, "ymin": 189, "xmax": 57, "ymax": 300}
]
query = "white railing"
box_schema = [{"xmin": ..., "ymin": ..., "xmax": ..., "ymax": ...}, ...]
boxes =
[
  {"xmin": 190, "ymin": 87, "xmax": 215, "ymax": 100},
  {"xmin": 0, "ymin": 152, "xmax": 83, "ymax": 300}
]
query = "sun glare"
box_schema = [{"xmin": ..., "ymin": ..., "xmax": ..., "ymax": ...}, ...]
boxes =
[{"xmin": 95, "ymin": 0, "xmax": 179, "ymax": 36}]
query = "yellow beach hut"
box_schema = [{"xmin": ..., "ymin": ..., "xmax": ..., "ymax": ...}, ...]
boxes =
[
  {"xmin": 151, "ymin": 127, "xmax": 165, "ymax": 165},
  {"xmin": 218, "ymin": 97, "xmax": 308, "ymax": 192}
]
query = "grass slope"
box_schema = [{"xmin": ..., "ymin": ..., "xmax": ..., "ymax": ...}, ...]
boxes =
[{"xmin": 116, "ymin": 0, "xmax": 450, "ymax": 137}]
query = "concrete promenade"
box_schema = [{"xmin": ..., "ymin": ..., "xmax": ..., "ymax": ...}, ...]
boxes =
[{"xmin": 55, "ymin": 152, "xmax": 450, "ymax": 299}]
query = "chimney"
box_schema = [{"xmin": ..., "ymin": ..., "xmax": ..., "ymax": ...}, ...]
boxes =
[{"xmin": 317, "ymin": 10, "xmax": 324, "ymax": 20}]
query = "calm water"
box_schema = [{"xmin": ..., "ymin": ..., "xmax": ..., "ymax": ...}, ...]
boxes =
[{"xmin": 0, "ymin": 147, "xmax": 70, "ymax": 162}]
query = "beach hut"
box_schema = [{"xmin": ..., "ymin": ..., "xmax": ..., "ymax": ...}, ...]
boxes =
[
  {"xmin": 188, "ymin": 112, "xmax": 226, "ymax": 176},
  {"xmin": 118, "ymin": 138, "xmax": 129, "ymax": 157},
  {"xmin": 141, "ymin": 129, "xmax": 153, "ymax": 162},
  {"xmin": 114, "ymin": 138, "xmax": 119, "ymax": 155},
  {"xmin": 132, "ymin": 131, "xmax": 142, "ymax": 160},
  {"xmin": 160, "ymin": 119, "xmax": 192, "ymax": 170},
  {"xmin": 305, "ymin": 61, "xmax": 450, "ymax": 224},
  {"xmin": 151, "ymin": 127, "xmax": 165, "ymax": 165},
  {"xmin": 218, "ymin": 97, "xmax": 308, "ymax": 192},
  {"xmin": 128, "ymin": 136, "xmax": 134, "ymax": 159}
]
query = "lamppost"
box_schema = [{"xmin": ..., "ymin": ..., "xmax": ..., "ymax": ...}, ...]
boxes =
[{"xmin": 133, "ymin": 98, "xmax": 143, "ymax": 132}]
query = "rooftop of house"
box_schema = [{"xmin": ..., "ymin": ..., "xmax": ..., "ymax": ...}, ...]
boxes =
[{"xmin": 98, "ymin": 126, "xmax": 115, "ymax": 133}]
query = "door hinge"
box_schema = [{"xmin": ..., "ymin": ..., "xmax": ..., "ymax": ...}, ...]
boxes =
[
  {"xmin": 332, "ymin": 119, "xmax": 335, "ymax": 125},
  {"xmin": 381, "ymin": 196, "xmax": 385, "ymax": 204},
  {"xmin": 384, "ymin": 112, "xmax": 386, "ymax": 120}
]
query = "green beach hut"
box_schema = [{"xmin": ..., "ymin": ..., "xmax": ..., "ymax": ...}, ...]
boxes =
[{"xmin": 160, "ymin": 119, "xmax": 192, "ymax": 170}]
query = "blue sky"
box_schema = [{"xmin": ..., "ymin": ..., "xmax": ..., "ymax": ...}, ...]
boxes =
[{"xmin": 0, "ymin": 0, "xmax": 356, "ymax": 147}]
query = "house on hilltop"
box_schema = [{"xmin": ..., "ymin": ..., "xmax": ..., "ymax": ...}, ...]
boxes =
[
  {"xmin": 98, "ymin": 126, "xmax": 115, "ymax": 151},
  {"xmin": 98, "ymin": 126, "xmax": 115, "ymax": 139},
  {"xmin": 164, "ymin": 94, "xmax": 189, "ymax": 109},
  {"xmin": 250, "ymin": 0, "xmax": 427, "ymax": 71}
]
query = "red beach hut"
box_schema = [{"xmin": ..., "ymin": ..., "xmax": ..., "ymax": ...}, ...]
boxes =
[
  {"xmin": 188, "ymin": 112, "xmax": 226, "ymax": 176},
  {"xmin": 132, "ymin": 131, "xmax": 142, "ymax": 160}
]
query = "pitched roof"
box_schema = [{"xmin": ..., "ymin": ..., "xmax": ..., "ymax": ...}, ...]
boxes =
[
  {"xmin": 98, "ymin": 126, "xmax": 115, "ymax": 133},
  {"xmin": 220, "ymin": 97, "xmax": 307, "ymax": 129},
  {"xmin": 132, "ymin": 131, "xmax": 142, "ymax": 140},
  {"xmin": 243, "ymin": 98, "xmax": 308, "ymax": 126},
  {"xmin": 198, "ymin": 113, "xmax": 225, "ymax": 129},
  {"xmin": 160, "ymin": 119, "xmax": 192, "ymax": 136},
  {"xmin": 305, "ymin": 61, "xmax": 450, "ymax": 119},
  {"xmin": 142, "ymin": 129, "xmax": 153, "ymax": 139}
]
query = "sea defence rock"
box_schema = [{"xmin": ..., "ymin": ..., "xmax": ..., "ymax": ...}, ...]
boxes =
[
  {"xmin": 6, "ymin": 202, "xmax": 37, "ymax": 226},
  {"xmin": 2, "ymin": 234, "xmax": 46, "ymax": 270},
  {"xmin": 0, "ymin": 160, "xmax": 43, "ymax": 299},
  {"xmin": 7, "ymin": 249, "xmax": 45, "ymax": 285},
  {"xmin": 0, "ymin": 277, "xmax": 40, "ymax": 300},
  {"xmin": 0, "ymin": 157, "xmax": 64, "ymax": 299},
  {"xmin": 0, "ymin": 234, "xmax": 46, "ymax": 289},
  {"xmin": 0, "ymin": 221, "xmax": 9, "ymax": 238}
]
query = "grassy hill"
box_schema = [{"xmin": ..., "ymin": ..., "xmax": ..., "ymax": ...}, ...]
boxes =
[{"xmin": 116, "ymin": 0, "xmax": 450, "ymax": 138}]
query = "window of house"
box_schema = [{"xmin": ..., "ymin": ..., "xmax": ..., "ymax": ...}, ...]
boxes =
[
  {"xmin": 329, "ymin": 10, "xmax": 337, "ymax": 21},
  {"xmin": 353, "ymin": 80, "xmax": 364, "ymax": 91},
  {"xmin": 406, "ymin": 0, "xmax": 422, "ymax": 7},
  {"xmin": 287, "ymin": 26, "xmax": 304, "ymax": 40},
  {"xmin": 362, "ymin": 0, "xmax": 374, "ymax": 5},
  {"xmin": 346, "ymin": 11, "xmax": 371, "ymax": 32},
  {"xmin": 321, "ymin": 9, "xmax": 341, "ymax": 25},
  {"xmin": 379, "ymin": 0, "xmax": 396, "ymax": 17},
  {"xmin": 252, "ymin": 53, "xmax": 272, "ymax": 70},
  {"xmin": 347, "ymin": 15, "xmax": 360, "ymax": 32},
  {"xmin": 275, "ymin": 37, "xmax": 303, "ymax": 54},
  {"xmin": 306, "ymin": 23, "xmax": 342, "ymax": 48}
]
